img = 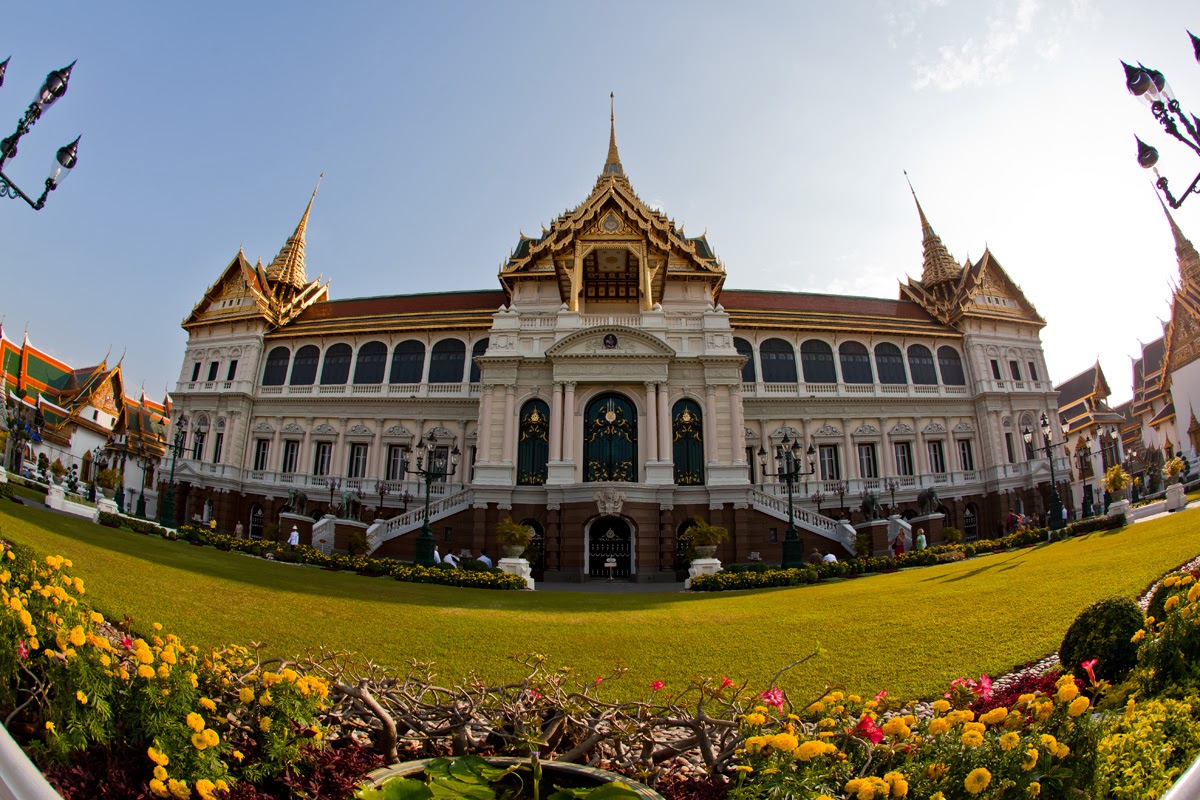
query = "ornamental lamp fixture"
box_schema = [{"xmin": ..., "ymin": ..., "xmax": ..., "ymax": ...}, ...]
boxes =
[{"xmin": 0, "ymin": 58, "xmax": 82, "ymax": 210}]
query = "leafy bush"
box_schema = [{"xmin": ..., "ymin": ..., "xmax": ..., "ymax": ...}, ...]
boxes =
[
  {"xmin": 942, "ymin": 526, "xmax": 963, "ymax": 543},
  {"xmin": 1060, "ymin": 596, "xmax": 1143, "ymax": 684},
  {"xmin": 1135, "ymin": 573, "xmax": 1200, "ymax": 697},
  {"xmin": 1093, "ymin": 696, "xmax": 1200, "ymax": 800},
  {"xmin": 346, "ymin": 530, "xmax": 367, "ymax": 556},
  {"xmin": 98, "ymin": 512, "xmax": 122, "ymax": 528},
  {"xmin": 1105, "ymin": 465, "xmax": 1131, "ymax": 492}
]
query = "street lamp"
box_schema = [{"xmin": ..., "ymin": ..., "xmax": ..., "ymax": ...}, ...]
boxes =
[
  {"xmin": 1123, "ymin": 33, "xmax": 1200, "ymax": 208},
  {"xmin": 135, "ymin": 451, "xmax": 156, "ymax": 518},
  {"xmin": 810, "ymin": 490, "xmax": 825, "ymax": 514},
  {"xmin": 0, "ymin": 58, "xmax": 82, "ymax": 210},
  {"xmin": 885, "ymin": 478, "xmax": 899, "ymax": 513},
  {"xmin": 374, "ymin": 479, "xmax": 391, "ymax": 515},
  {"xmin": 87, "ymin": 445, "xmax": 105, "ymax": 502},
  {"xmin": 1075, "ymin": 438, "xmax": 1095, "ymax": 518},
  {"xmin": 404, "ymin": 432, "xmax": 459, "ymax": 566},
  {"xmin": 758, "ymin": 433, "xmax": 816, "ymax": 568},
  {"xmin": 1023, "ymin": 412, "xmax": 1065, "ymax": 531},
  {"xmin": 326, "ymin": 477, "xmax": 341, "ymax": 511},
  {"xmin": 832, "ymin": 481, "xmax": 848, "ymax": 515},
  {"xmin": 158, "ymin": 415, "xmax": 188, "ymax": 528}
]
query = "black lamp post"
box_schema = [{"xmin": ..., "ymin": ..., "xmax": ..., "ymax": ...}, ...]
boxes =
[
  {"xmin": 885, "ymin": 478, "xmax": 899, "ymax": 513},
  {"xmin": 87, "ymin": 445, "xmax": 105, "ymax": 502},
  {"xmin": 0, "ymin": 58, "xmax": 81, "ymax": 210},
  {"xmin": 326, "ymin": 477, "xmax": 341, "ymax": 512},
  {"xmin": 158, "ymin": 415, "xmax": 188, "ymax": 528},
  {"xmin": 399, "ymin": 488, "xmax": 413, "ymax": 515},
  {"xmin": 1024, "ymin": 412, "xmax": 1065, "ymax": 531},
  {"xmin": 1123, "ymin": 33, "xmax": 1200, "ymax": 208},
  {"xmin": 374, "ymin": 479, "xmax": 391, "ymax": 515},
  {"xmin": 405, "ymin": 432, "xmax": 459, "ymax": 566},
  {"xmin": 1076, "ymin": 439, "xmax": 1094, "ymax": 518},
  {"xmin": 758, "ymin": 434, "xmax": 816, "ymax": 569},
  {"xmin": 810, "ymin": 490, "xmax": 824, "ymax": 514},
  {"xmin": 832, "ymin": 481, "xmax": 848, "ymax": 516},
  {"xmin": 135, "ymin": 452, "xmax": 156, "ymax": 518}
]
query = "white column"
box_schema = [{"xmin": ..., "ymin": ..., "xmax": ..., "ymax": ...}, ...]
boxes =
[
  {"xmin": 501, "ymin": 386, "xmax": 516, "ymax": 463},
  {"xmin": 371, "ymin": 424, "xmax": 384, "ymax": 479},
  {"xmin": 843, "ymin": 420, "xmax": 854, "ymax": 479},
  {"xmin": 269, "ymin": 418, "xmax": 282, "ymax": 471},
  {"xmin": 334, "ymin": 418, "xmax": 347, "ymax": 476},
  {"xmin": 301, "ymin": 418, "xmax": 312, "ymax": 474},
  {"xmin": 657, "ymin": 383, "xmax": 670, "ymax": 463},
  {"xmin": 562, "ymin": 383, "xmax": 576, "ymax": 464},
  {"xmin": 644, "ymin": 382, "xmax": 659, "ymax": 461},
  {"xmin": 731, "ymin": 384, "xmax": 746, "ymax": 464},
  {"xmin": 881, "ymin": 416, "xmax": 893, "ymax": 476},
  {"xmin": 549, "ymin": 383, "xmax": 564, "ymax": 460},
  {"xmin": 704, "ymin": 386, "xmax": 717, "ymax": 463},
  {"xmin": 478, "ymin": 387, "xmax": 493, "ymax": 461}
]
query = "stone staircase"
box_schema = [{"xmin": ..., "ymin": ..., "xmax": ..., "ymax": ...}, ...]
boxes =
[
  {"xmin": 366, "ymin": 489, "xmax": 474, "ymax": 553},
  {"xmin": 748, "ymin": 488, "xmax": 857, "ymax": 552}
]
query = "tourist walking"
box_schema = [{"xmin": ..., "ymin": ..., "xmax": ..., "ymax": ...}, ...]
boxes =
[
  {"xmin": 914, "ymin": 528, "xmax": 926, "ymax": 551},
  {"xmin": 234, "ymin": 521, "xmax": 244, "ymax": 539},
  {"xmin": 287, "ymin": 525, "xmax": 299, "ymax": 551},
  {"xmin": 477, "ymin": 549, "xmax": 492, "ymax": 567}
]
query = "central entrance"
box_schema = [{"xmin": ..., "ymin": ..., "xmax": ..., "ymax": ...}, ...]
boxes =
[
  {"xmin": 584, "ymin": 392, "xmax": 638, "ymax": 482},
  {"xmin": 587, "ymin": 516, "xmax": 633, "ymax": 579}
]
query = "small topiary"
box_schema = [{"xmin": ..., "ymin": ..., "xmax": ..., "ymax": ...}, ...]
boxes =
[
  {"xmin": 942, "ymin": 526, "xmax": 963, "ymax": 543},
  {"xmin": 1060, "ymin": 596, "xmax": 1144, "ymax": 684}
]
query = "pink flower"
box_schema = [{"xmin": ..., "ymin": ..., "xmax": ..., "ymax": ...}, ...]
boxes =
[
  {"xmin": 651, "ymin": 681, "xmax": 665, "ymax": 691},
  {"xmin": 121, "ymin": 636, "xmax": 133, "ymax": 650},
  {"xmin": 1081, "ymin": 659, "xmax": 1099, "ymax": 684},
  {"xmin": 854, "ymin": 714, "xmax": 884, "ymax": 744},
  {"xmin": 720, "ymin": 676, "xmax": 734, "ymax": 689},
  {"xmin": 975, "ymin": 674, "xmax": 993, "ymax": 701},
  {"xmin": 874, "ymin": 689, "xmax": 889, "ymax": 702},
  {"xmin": 527, "ymin": 689, "xmax": 542, "ymax": 700},
  {"xmin": 16, "ymin": 640, "xmax": 28, "ymax": 661},
  {"xmin": 759, "ymin": 687, "xmax": 785, "ymax": 711},
  {"xmin": 594, "ymin": 677, "xmax": 604, "ymax": 685}
]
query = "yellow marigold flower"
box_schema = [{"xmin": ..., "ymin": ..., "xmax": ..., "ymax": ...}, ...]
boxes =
[
  {"xmin": 769, "ymin": 732, "xmax": 799, "ymax": 752},
  {"xmin": 201, "ymin": 728, "xmax": 219, "ymax": 747},
  {"xmin": 76, "ymin": 690, "xmax": 87, "ymax": 705},
  {"xmin": 1189, "ymin": 583, "xmax": 1200, "ymax": 603},
  {"xmin": 1068, "ymin": 696, "xmax": 1091, "ymax": 717},
  {"xmin": 1028, "ymin": 781, "xmax": 1041, "ymax": 796},
  {"xmin": 199, "ymin": 697, "xmax": 216, "ymax": 712},
  {"xmin": 258, "ymin": 690, "xmax": 272, "ymax": 706},
  {"xmin": 1166, "ymin": 596, "xmax": 1181, "ymax": 612},
  {"xmin": 1000, "ymin": 732, "xmax": 1021, "ymax": 751},
  {"xmin": 1131, "ymin": 629, "xmax": 1146, "ymax": 643},
  {"xmin": 68, "ymin": 626, "xmax": 86, "ymax": 647},
  {"xmin": 884, "ymin": 771, "xmax": 909, "ymax": 798},
  {"xmin": 961, "ymin": 729, "xmax": 984, "ymax": 748},
  {"xmin": 118, "ymin": 667, "xmax": 130, "ymax": 681},
  {"xmin": 156, "ymin": 664, "xmax": 170, "ymax": 679},
  {"xmin": 149, "ymin": 779, "xmax": 168, "ymax": 798},
  {"xmin": 152, "ymin": 622, "xmax": 163, "ymax": 631},
  {"xmin": 137, "ymin": 664, "xmax": 155, "ymax": 679},
  {"xmin": 1166, "ymin": 575, "xmax": 1180, "ymax": 587},
  {"xmin": 881, "ymin": 718, "xmax": 910, "ymax": 738},
  {"xmin": 742, "ymin": 712, "xmax": 766, "ymax": 726},
  {"xmin": 17, "ymin": 610, "xmax": 31, "ymax": 626},
  {"xmin": 90, "ymin": 611, "xmax": 104, "ymax": 624},
  {"xmin": 1056, "ymin": 682, "xmax": 1080, "ymax": 705},
  {"xmin": 186, "ymin": 712, "xmax": 205, "ymax": 732},
  {"xmin": 4, "ymin": 550, "xmax": 12, "ymax": 561},
  {"xmin": 963, "ymin": 721, "xmax": 985, "ymax": 734},
  {"xmin": 1056, "ymin": 743, "xmax": 1070, "ymax": 758},
  {"xmin": 167, "ymin": 778, "xmax": 189, "ymax": 800},
  {"xmin": 928, "ymin": 718, "xmax": 950, "ymax": 736},
  {"xmin": 807, "ymin": 701, "xmax": 826, "ymax": 713},
  {"xmin": 795, "ymin": 740, "xmax": 835, "ymax": 761},
  {"xmin": 964, "ymin": 768, "xmax": 991, "ymax": 795},
  {"xmin": 259, "ymin": 716, "xmax": 272, "ymax": 732},
  {"xmin": 190, "ymin": 733, "xmax": 207, "ymax": 751},
  {"xmin": 734, "ymin": 765, "xmax": 753, "ymax": 773},
  {"xmin": 980, "ymin": 706, "xmax": 1008, "ymax": 725},
  {"xmin": 947, "ymin": 709, "xmax": 975, "ymax": 725},
  {"xmin": 848, "ymin": 695, "xmax": 861, "ymax": 703},
  {"xmin": 1023, "ymin": 748, "xmax": 1040, "ymax": 770},
  {"xmin": 160, "ymin": 647, "xmax": 177, "ymax": 665},
  {"xmin": 45, "ymin": 721, "xmax": 55, "ymax": 734},
  {"xmin": 153, "ymin": 766, "xmax": 167, "ymax": 781},
  {"xmin": 72, "ymin": 578, "xmax": 84, "ymax": 594},
  {"xmin": 187, "ymin": 673, "xmax": 198, "ymax": 689},
  {"xmin": 1040, "ymin": 734, "xmax": 1059, "ymax": 751},
  {"xmin": 136, "ymin": 649, "xmax": 154, "ymax": 665},
  {"xmin": 239, "ymin": 687, "xmax": 255, "ymax": 705},
  {"xmin": 195, "ymin": 779, "xmax": 216, "ymax": 800},
  {"xmin": 233, "ymin": 750, "xmax": 244, "ymax": 762},
  {"xmin": 829, "ymin": 691, "xmax": 844, "ymax": 702},
  {"xmin": 280, "ymin": 667, "xmax": 299, "ymax": 683},
  {"xmin": 215, "ymin": 780, "xmax": 229, "ymax": 794},
  {"xmin": 931, "ymin": 794, "xmax": 944, "ymax": 800}
]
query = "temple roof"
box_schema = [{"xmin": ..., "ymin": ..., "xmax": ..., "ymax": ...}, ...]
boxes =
[
  {"xmin": 907, "ymin": 178, "xmax": 961, "ymax": 287},
  {"xmin": 1055, "ymin": 361, "xmax": 1108, "ymax": 410},
  {"xmin": 266, "ymin": 290, "xmax": 505, "ymax": 339},
  {"xmin": 720, "ymin": 289, "xmax": 954, "ymax": 337},
  {"xmin": 266, "ymin": 175, "xmax": 321, "ymax": 290}
]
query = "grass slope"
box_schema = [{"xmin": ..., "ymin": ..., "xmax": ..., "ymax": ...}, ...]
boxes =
[{"xmin": 1, "ymin": 500, "xmax": 1197, "ymax": 701}]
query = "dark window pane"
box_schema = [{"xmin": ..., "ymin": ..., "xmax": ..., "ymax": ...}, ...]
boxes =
[
  {"xmin": 389, "ymin": 340, "xmax": 425, "ymax": 384},
  {"xmin": 908, "ymin": 344, "xmax": 937, "ymax": 385},
  {"xmin": 734, "ymin": 337, "xmax": 757, "ymax": 383},
  {"xmin": 429, "ymin": 340, "xmax": 466, "ymax": 383},
  {"xmin": 839, "ymin": 341, "xmax": 873, "ymax": 384},
  {"xmin": 320, "ymin": 343, "xmax": 353, "ymax": 385},
  {"xmin": 290, "ymin": 345, "xmax": 320, "ymax": 385},
  {"xmin": 760, "ymin": 338, "xmax": 797, "ymax": 383},
  {"xmin": 875, "ymin": 343, "xmax": 907, "ymax": 384},
  {"xmin": 801, "ymin": 340, "xmax": 836, "ymax": 383},
  {"xmin": 937, "ymin": 346, "xmax": 965, "ymax": 386},
  {"xmin": 469, "ymin": 338, "xmax": 489, "ymax": 383},
  {"xmin": 353, "ymin": 341, "xmax": 387, "ymax": 384},
  {"xmin": 262, "ymin": 347, "xmax": 290, "ymax": 386}
]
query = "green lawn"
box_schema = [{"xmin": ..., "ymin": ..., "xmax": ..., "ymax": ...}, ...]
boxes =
[{"xmin": 1, "ymin": 499, "xmax": 1198, "ymax": 702}]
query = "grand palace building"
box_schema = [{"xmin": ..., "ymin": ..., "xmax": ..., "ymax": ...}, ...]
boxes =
[{"xmin": 165, "ymin": 117, "xmax": 1064, "ymax": 581}]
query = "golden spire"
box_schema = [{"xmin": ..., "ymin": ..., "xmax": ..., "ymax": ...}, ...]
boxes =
[
  {"xmin": 905, "ymin": 172, "xmax": 961, "ymax": 287},
  {"xmin": 1159, "ymin": 194, "xmax": 1200, "ymax": 289},
  {"xmin": 266, "ymin": 173, "xmax": 322, "ymax": 289},
  {"xmin": 602, "ymin": 92, "xmax": 623, "ymax": 178}
]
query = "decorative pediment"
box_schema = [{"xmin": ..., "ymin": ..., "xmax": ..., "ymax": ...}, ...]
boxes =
[
  {"xmin": 813, "ymin": 423, "xmax": 842, "ymax": 437},
  {"xmin": 953, "ymin": 421, "xmax": 974, "ymax": 433},
  {"xmin": 253, "ymin": 421, "xmax": 275, "ymax": 434},
  {"xmin": 1002, "ymin": 417, "xmax": 1013, "ymax": 429},
  {"xmin": 313, "ymin": 423, "xmax": 337, "ymax": 435},
  {"xmin": 467, "ymin": 428, "xmax": 479, "ymax": 440},
  {"xmin": 745, "ymin": 426, "xmax": 757, "ymax": 442},
  {"xmin": 545, "ymin": 327, "xmax": 675, "ymax": 360},
  {"xmin": 891, "ymin": 422, "xmax": 914, "ymax": 435},
  {"xmin": 583, "ymin": 210, "xmax": 634, "ymax": 238},
  {"xmin": 771, "ymin": 425, "xmax": 801, "ymax": 440},
  {"xmin": 924, "ymin": 422, "xmax": 946, "ymax": 434},
  {"xmin": 383, "ymin": 425, "xmax": 412, "ymax": 438},
  {"xmin": 282, "ymin": 422, "xmax": 304, "ymax": 434},
  {"xmin": 853, "ymin": 423, "xmax": 880, "ymax": 437},
  {"xmin": 425, "ymin": 425, "xmax": 454, "ymax": 440},
  {"xmin": 216, "ymin": 417, "xmax": 226, "ymax": 430},
  {"xmin": 346, "ymin": 423, "xmax": 372, "ymax": 436}
]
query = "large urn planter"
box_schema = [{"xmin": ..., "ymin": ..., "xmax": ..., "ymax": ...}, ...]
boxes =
[
  {"xmin": 360, "ymin": 755, "xmax": 664, "ymax": 799},
  {"xmin": 501, "ymin": 544, "xmax": 527, "ymax": 559},
  {"xmin": 691, "ymin": 545, "xmax": 718, "ymax": 559}
]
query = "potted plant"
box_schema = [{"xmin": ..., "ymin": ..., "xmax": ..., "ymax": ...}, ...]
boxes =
[
  {"xmin": 49, "ymin": 457, "xmax": 66, "ymax": 485},
  {"xmin": 686, "ymin": 516, "xmax": 728, "ymax": 559},
  {"xmin": 495, "ymin": 516, "xmax": 534, "ymax": 559},
  {"xmin": 357, "ymin": 754, "xmax": 662, "ymax": 799},
  {"xmin": 1163, "ymin": 457, "xmax": 1185, "ymax": 486},
  {"xmin": 1105, "ymin": 465, "xmax": 1132, "ymax": 501},
  {"xmin": 95, "ymin": 467, "xmax": 121, "ymax": 498}
]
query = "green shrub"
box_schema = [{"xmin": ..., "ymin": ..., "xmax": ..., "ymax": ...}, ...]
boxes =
[
  {"xmin": 264, "ymin": 522, "xmax": 280, "ymax": 542},
  {"xmin": 97, "ymin": 511, "xmax": 122, "ymax": 528},
  {"xmin": 1135, "ymin": 574, "xmax": 1200, "ymax": 697},
  {"xmin": 1060, "ymin": 596, "xmax": 1143, "ymax": 684},
  {"xmin": 1093, "ymin": 696, "xmax": 1200, "ymax": 800},
  {"xmin": 347, "ymin": 529, "xmax": 368, "ymax": 556},
  {"xmin": 942, "ymin": 526, "xmax": 963, "ymax": 543}
]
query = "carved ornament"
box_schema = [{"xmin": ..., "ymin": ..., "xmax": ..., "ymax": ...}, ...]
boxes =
[
  {"xmin": 384, "ymin": 425, "xmax": 412, "ymax": 438},
  {"xmin": 594, "ymin": 487, "xmax": 626, "ymax": 515},
  {"xmin": 813, "ymin": 423, "xmax": 842, "ymax": 437},
  {"xmin": 854, "ymin": 423, "xmax": 879, "ymax": 436},
  {"xmin": 313, "ymin": 423, "xmax": 337, "ymax": 435},
  {"xmin": 924, "ymin": 422, "xmax": 946, "ymax": 434},
  {"xmin": 891, "ymin": 422, "xmax": 914, "ymax": 435}
]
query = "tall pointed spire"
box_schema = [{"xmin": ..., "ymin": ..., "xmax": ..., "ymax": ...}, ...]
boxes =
[
  {"xmin": 905, "ymin": 172, "xmax": 961, "ymax": 287},
  {"xmin": 1158, "ymin": 194, "xmax": 1200, "ymax": 288},
  {"xmin": 266, "ymin": 174, "xmax": 323, "ymax": 289},
  {"xmin": 602, "ymin": 93, "xmax": 624, "ymax": 178}
]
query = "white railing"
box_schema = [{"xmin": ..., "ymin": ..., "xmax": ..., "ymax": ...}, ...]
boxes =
[
  {"xmin": 740, "ymin": 382, "xmax": 983, "ymax": 399},
  {"xmin": 580, "ymin": 314, "xmax": 641, "ymax": 328},
  {"xmin": 749, "ymin": 488, "xmax": 856, "ymax": 550},
  {"xmin": 665, "ymin": 316, "xmax": 703, "ymax": 329},
  {"xmin": 387, "ymin": 383, "xmax": 421, "ymax": 395},
  {"xmin": 520, "ymin": 316, "xmax": 557, "ymax": 330},
  {"xmin": 175, "ymin": 379, "xmax": 256, "ymax": 395},
  {"xmin": 367, "ymin": 489, "xmax": 474, "ymax": 551}
]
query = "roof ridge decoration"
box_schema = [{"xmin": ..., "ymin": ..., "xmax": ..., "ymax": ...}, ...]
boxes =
[
  {"xmin": 905, "ymin": 172, "xmax": 962, "ymax": 288},
  {"xmin": 603, "ymin": 92, "xmax": 623, "ymax": 178},
  {"xmin": 266, "ymin": 173, "xmax": 322, "ymax": 289},
  {"xmin": 1159, "ymin": 194, "xmax": 1200, "ymax": 290}
]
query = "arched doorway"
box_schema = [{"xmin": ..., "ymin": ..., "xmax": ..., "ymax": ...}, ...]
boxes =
[
  {"xmin": 587, "ymin": 516, "xmax": 633, "ymax": 579},
  {"xmin": 249, "ymin": 504, "xmax": 264, "ymax": 539},
  {"xmin": 522, "ymin": 518, "xmax": 546, "ymax": 581},
  {"xmin": 676, "ymin": 518, "xmax": 697, "ymax": 581},
  {"xmin": 583, "ymin": 393, "xmax": 638, "ymax": 482}
]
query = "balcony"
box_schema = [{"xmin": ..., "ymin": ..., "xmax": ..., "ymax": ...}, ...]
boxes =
[
  {"xmin": 742, "ymin": 382, "xmax": 972, "ymax": 400},
  {"xmin": 251, "ymin": 382, "xmax": 481, "ymax": 399},
  {"xmin": 175, "ymin": 379, "xmax": 256, "ymax": 395}
]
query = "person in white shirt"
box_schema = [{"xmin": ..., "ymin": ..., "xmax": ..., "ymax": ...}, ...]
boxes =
[
  {"xmin": 442, "ymin": 552, "xmax": 459, "ymax": 568},
  {"xmin": 477, "ymin": 550, "xmax": 493, "ymax": 567},
  {"xmin": 821, "ymin": 552, "xmax": 838, "ymax": 563},
  {"xmin": 433, "ymin": 546, "xmax": 442, "ymax": 565},
  {"xmin": 287, "ymin": 526, "xmax": 299, "ymax": 551}
]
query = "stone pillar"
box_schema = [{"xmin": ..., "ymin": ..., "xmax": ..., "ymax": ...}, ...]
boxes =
[
  {"xmin": 657, "ymin": 383, "xmax": 670, "ymax": 464},
  {"xmin": 881, "ymin": 416, "xmax": 893, "ymax": 475},
  {"xmin": 478, "ymin": 387, "xmax": 494, "ymax": 461},
  {"xmin": 842, "ymin": 419, "xmax": 854, "ymax": 480},
  {"xmin": 269, "ymin": 418, "xmax": 282, "ymax": 471},
  {"xmin": 562, "ymin": 383, "xmax": 576, "ymax": 464},
  {"xmin": 301, "ymin": 418, "xmax": 313, "ymax": 474},
  {"xmin": 334, "ymin": 418, "xmax": 347, "ymax": 476},
  {"xmin": 501, "ymin": 386, "xmax": 516, "ymax": 464},
  {"xmin": 644, "ymin": 382, "xmax": 659, "ymax": 461},
  {"xmin": 371, "ymin": 423, "xmax": 384, "ymax": 479},
  {"xmin": 549, "ymin": 382, "xmax": 564, "ymax": 461},
  {"xmin": 731, "ymin": 384, "xmax": 746, "ymax": 464},
  {"xmin": 704, "ymin": 385, "xmax": 717, "ymax": 462}
]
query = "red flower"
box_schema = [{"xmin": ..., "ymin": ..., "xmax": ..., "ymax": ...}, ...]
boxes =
[
  {"xmin": 651, "ymin": 680, "xmax": 665, "ymax": 691},
  {"xmin": 854, "ymin": 714, "xmax": 884, "ymax": 744},
  {"xmin": 594, "ymin": 677, "xmax": 604, "ymax": 685},
  {"xmin": 759, "ymin": 687, "xmax": 785, "ymax": 711},
  {"xmin": 976, "ymin": 674, "xmax": 993, "ymax": 701},
  {"xmin": 721, "ymin": 676, "xmax": 734, "ymax": 689},
  {"xmin": 121, "ymin": 636, "xmax": 133, "ymax": 650},
  {"xmin": 874, "ymin": 689, "xmax": 889, "ymax": 702},
  {"xmin": 1081, "ymin": 659, "xmax": 1099, "ymax": 684},
  {"xmin": 16, "ymin": 640, "xmax": 28, "ymax": 661}
]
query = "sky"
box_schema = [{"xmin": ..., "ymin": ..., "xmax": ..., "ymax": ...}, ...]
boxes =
[{"xmin": 0, "ymin": 1, "xmax": 1197, "ymax": 406}]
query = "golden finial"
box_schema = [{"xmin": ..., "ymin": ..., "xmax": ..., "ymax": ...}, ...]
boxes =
[
  {"xmin": 603, "ymin": 92, "xmax": 623, "ymax": 178},
  {"xmin": 1158, "ymin": 190, "xmax": 1200, "ymax": 288},
  {"xmin": 266, "ymin": 173, "xmax": 323, "ymax": 289},
  {"xmin": 904, "ymin": 171, "xmax": 961, "ymax": 287}
]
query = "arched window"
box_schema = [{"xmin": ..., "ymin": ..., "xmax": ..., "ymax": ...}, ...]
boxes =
[
  {"xmin": 672, "ymin": 399, "xmax": 705, "ymax": 485},
  {"xmin": 319, "ymin": 343, "xmax": 353, "ymax": 385},
  {"xmin": 760, "ymin": 338, "xmax": 797, "ymax": 383},
  {"xmin": 964, "ymin": 504, "xmax": 978, "ymax": 540},
  {"xmin": 938, "ymin": 346, "xmax": 966, "ymax": 386},
  {"xmin": 261, "ymin": 347, "xmax": 290, "ymax": 386},
  {"xmin": 875, "ymin": 343, "xmax": 907, "ymax": 384},
  {"xmin": 734, "ymin": 337, "xmax": 757, "ymax": 383},
  {"xmin": 429, "ymin": 339, "xmax": 466, "ymax": 383},
  {"xmin": 516, "ymin": 399, "xmax": 550, "ymax": 486},
  {"xmin": 352, "ymin": 341, "xmax": 387, "ymax": 384},
  {"xmin": 389, "ymin": 340, "xmax": 425, "ymax": 384},
  {"xmin": 583, "ymin": 393, "xmax": 638, "ymax": 482},
  {"xmin": 839, "ymin": 341, "xmax": 873, "ymax": 384},
  {"xmin": 469, "ymin": 338, "xmax": 489, "ymax": 383},
  {"xmin": 289, "ymin": 345, "xmax": 320, "ymax": 386},
  {"xmin": 801, "ymin": 340, "xmax": 837, "ymax": 383},
  {"xmin": 907, "ymin": 344, "xmax": 937, "ymax": 385}
]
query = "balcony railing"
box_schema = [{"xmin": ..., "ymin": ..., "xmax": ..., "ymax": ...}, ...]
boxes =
[
  {"xmin": 742, "ymin": 382, "xmax": 973, "ymax": 399},
  {"xmin": 228, "ymin": 382, "xmax": 481, "ymax": 399}
]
